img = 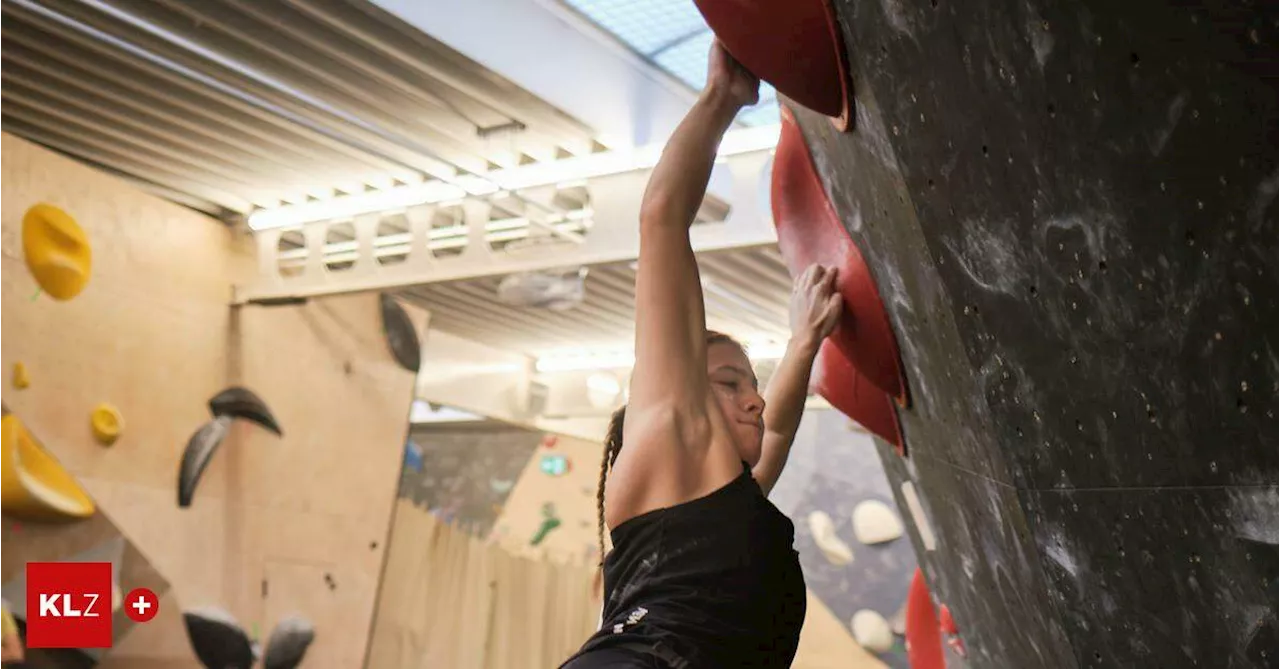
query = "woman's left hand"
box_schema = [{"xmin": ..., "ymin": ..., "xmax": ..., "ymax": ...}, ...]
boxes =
[{"xmin": 790, "ymin": 264, "xmax": 843, "ymax": 350}]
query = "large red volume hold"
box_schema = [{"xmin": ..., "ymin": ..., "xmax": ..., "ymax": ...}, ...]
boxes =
[
  {"xmin": 812, "ymin": 340, "xmax": 904, "ymax": 452},
  {"xmin": 906, "ymin": 568, "xmax": 947, "ymax": 669},
  {"xmin": 693, "ymin": 0, "xmax": 852, "ymax": 129},
  {"xmin": 771, "ymin": 106, "xmax": 908, "ymax": 406}
]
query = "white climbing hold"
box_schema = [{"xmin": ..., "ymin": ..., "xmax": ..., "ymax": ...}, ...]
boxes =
[
  {"xmin": 852, "ymin": 499, "xmax": 905, "ymax": 545},
  {"xmin": 807, "ymin": 510, "xmax": 854, "ymax": 565},
  {"xmin": 851, "ymin": 609, "xmax": 894, "ymax": 653}
]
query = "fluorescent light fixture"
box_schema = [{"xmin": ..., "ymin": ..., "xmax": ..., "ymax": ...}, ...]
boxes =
[
  {"xmin": 409, "ymin": 399, "xmax": 484, "ymax": 424},
  {"xmin": 249, "ymin": 180, "xmax": 467, "ymax": 230},
  {"xmin": 247, "ymin": 124, "xmax": 779, "ymax": 231},
  {"xmin": 535, "ymin": 337, "xmax": 786, "ymax": 373},
  {"xmin": 492, "ymin": 124, "xmax": 780, "ymax": 192},
  {"xmin": 586, "ymin": 372, "xmax": 623, "ymax": 409},
  {"xmin": 535, "ymin": 350, "xmax": 635, "ymax": 373},
  {"xmin": 743, "ymin": 339, "xmax": 787, "ymax": 360},
  {"xmin": 273, "ymin": 212, "xmax": 593, "ymax": 267}
]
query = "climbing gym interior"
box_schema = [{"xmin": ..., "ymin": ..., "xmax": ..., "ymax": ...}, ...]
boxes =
[{"xmin": 0, "ymin": 0, "xmax": 1275, "ymax": 668}]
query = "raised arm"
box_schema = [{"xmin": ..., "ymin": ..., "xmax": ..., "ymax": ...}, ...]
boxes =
[
  {"xmin": 627, "ymin": 43, "xmax": 758, "ymax": 418},
  {"xmin": 753, "ymin": 265, "xmax": 842, "ymax": 495},
  {"xmin": 606, "ymin": 43, "xmax": 759, "ymax": 525}
]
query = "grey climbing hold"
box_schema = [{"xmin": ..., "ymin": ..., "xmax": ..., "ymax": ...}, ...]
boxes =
[{"xmin": 263, "ymin": 615, "xmax": 316, "ymax": 669}]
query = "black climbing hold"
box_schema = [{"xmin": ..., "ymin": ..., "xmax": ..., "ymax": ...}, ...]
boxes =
[
  {"xmin": 208, "ymin": 386, "xmax": 282, "ymax": 436},
  {"xmin": 183, "ymin": 607, "xmax": 254, "ymax": 669},
  {"xmin": 178, "ymin": 416, "xmax": 233, "ymax": 508},
  {"xmin": 380, "ymin": 293, "xmax": 421, "ymax": 373}
]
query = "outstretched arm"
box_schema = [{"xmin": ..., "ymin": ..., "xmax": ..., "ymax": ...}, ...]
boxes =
[
  {"xmin": 607, "ymin": 42, "xmax": 759, "ymax": 525},
  {"xmin": 628, "ymin": 43, "xmax": 758, "ymax": 418},
  {"xmin": 754, "ymin": 265, "xmax": 841, "ymax": 495}
]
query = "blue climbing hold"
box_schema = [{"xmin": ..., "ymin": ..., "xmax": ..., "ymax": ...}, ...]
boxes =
[{"xmin": 403, "ymin": 440, "xmax": 424, "ymax": 472}]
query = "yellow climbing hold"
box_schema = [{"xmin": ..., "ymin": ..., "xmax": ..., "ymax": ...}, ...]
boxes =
[
  {"xmin": 22, "ymin": 203, "xmax": 92, "ymax": 301},
  {"xmin": 90, "ymin": 404, "xmax": 123, "ymax": 446},
  {"xmin": 1, "ymin": 414, "xmax": 95, "ymax": 522},
  {"xmin": 12, "ymin": 363, "xmax": 30, "ymax": 390}
]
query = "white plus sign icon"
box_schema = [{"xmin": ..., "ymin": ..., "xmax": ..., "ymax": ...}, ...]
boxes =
[{"xmin": 123, "ymin": 587, "xmax": 159, "ymax": 623}]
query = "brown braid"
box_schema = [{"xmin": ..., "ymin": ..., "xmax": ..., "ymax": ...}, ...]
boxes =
[
  {"xmin": 594, "ymin": 331, "xmax": 745, "ymax": 568},
  {"xmin": 597, "ymin": 406, "xmax": 626, "ymax": 567}
]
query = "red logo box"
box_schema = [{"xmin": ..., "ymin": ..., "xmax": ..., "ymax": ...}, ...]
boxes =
[{"xmin": 25, "ymin": 562, "xmax": 113, "ymax": 649}]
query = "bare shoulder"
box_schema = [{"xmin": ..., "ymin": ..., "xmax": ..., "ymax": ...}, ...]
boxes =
[
  {"xmin": 603, "ymin": 402, "xmax": 709, "ymax": 529},
  {"xmin": 602, "ymin": 401, "xmax": 741, "ymax": 530}
]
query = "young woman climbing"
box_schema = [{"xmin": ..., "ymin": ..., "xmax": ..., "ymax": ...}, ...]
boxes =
[{"xmin": 561, "ymin": 41, "xmax": 843, "ymax": 669}]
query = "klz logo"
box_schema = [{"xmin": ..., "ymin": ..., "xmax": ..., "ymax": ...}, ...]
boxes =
[
  {"xmin": 26, "ymin": 562, "xmax": 113, "ymax": 648},
  {"xmin": 39, "ymin": 593, "xmax": 102, "ymax": 617}
]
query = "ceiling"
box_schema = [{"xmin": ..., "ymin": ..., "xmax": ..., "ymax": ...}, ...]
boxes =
[
  {"xmin": 400, "ymin": 245, "xmax": 794, "ymax": 357},
  {"xmin": 559, "ymin": 0, "xmax": 780, "ymax": 126},
  {"xmin": 1, "ymin": 0, "xmax": 793, "ymax": 367},
  {"xmin": 0, "ymin": 0, "xmax": 599, "ymax": 219}
]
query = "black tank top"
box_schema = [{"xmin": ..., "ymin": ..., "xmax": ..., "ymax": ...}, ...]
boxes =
[{"xmin": 565, "ymin": 463, "xmax": 807, "ymax": 668}]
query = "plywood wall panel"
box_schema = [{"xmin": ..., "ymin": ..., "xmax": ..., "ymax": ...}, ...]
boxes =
[{"xmin": 2, "ymin": 134, "xmax": 418, "ymax": 667}]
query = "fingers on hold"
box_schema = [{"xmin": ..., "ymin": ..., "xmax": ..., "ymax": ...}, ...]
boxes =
[{"xmin": 798, "ymin": 265, "xmax": 817, "ymax": 289}]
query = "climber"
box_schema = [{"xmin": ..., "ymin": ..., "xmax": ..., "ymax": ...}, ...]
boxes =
[
  {"xmin": 561, "ymin": 41, "xmax": 842, "ymax": 668},
  {"xmin": 1, "ymin": 598, "xmax": 23, "ymax": 663}
]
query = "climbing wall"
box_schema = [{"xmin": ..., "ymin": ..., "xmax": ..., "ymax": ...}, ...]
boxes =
[
  {"xmin": 1, "ymin": 134, "xmax": 420, "ymax": 667},
  {"xmin": 778, "ymin": 2, "xmax": 1276, "ymax": 667},
  {"xmin": 770, "ymin": 408, "xmax": 918, "ymax": 667},
  {"xmin": 397, "ymin": 423, "xmax": 544, "ymax": 536}
]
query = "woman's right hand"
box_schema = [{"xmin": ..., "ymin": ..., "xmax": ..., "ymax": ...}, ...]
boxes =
[
  {"xmin": 789, "ymin": 264, "xmax": 843, "ymax": 351},
  {"xmin": 706, "ymin": 40, "xmax": 759, "ymax": 109}
]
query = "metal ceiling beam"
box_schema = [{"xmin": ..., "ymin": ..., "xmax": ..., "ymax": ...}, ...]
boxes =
[
  {"xmin": 233, "ymin": 150, "xmax": 777, "ymax": 304},
  {"xmin": 106, "ymin": 0, "xmax": 499, "ymax": 174},
  {"xmin": 284, "ymin": 0, "xmax": 596, "ymax": 159},
  {"xmin": 368, "ymin": 0, "xmax": 700, "ymax": 148},
  {"xmin": 0, "ymin": 12, "xmax": 422, "ymax": 191},
  {"xmin": 2, "ymin": 119, "xmax": 258, "ymax": 214},
  {"xmin": 15, "ymin": 0, "xmax": 459, "ymax": 181}
]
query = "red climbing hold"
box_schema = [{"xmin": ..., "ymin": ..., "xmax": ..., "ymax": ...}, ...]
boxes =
[
  {"xmin": 938, "ymin": 604, "xmax": 958, "ymax": 635},
  {"xmin": 771, "ymin": 106, "xmax": 908, "ymax": 406},
  {"xmin": 693, "ymin": 0, "xmax": 853, "ymax": 129},
  {"xmin": 812, "ymin": 340, "xmax": 904, "ymax": 453},
  {"xmin": 905, "ymin": 568, "xmax": 946, "ymax": 669}
]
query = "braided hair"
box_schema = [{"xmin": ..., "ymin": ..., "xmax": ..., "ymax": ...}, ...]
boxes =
[
  {"xmin": 594, "ymin": 331, "xmax": 743, "ymax": 568},
  {"xmin": 596, "ymin": 406, "xmax": 626, "ymax": 567}
]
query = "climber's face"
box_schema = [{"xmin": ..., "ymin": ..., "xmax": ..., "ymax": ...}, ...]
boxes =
[{"xmin": 707, "ymin": 340, "xmax": 765, "ymax": 467}]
